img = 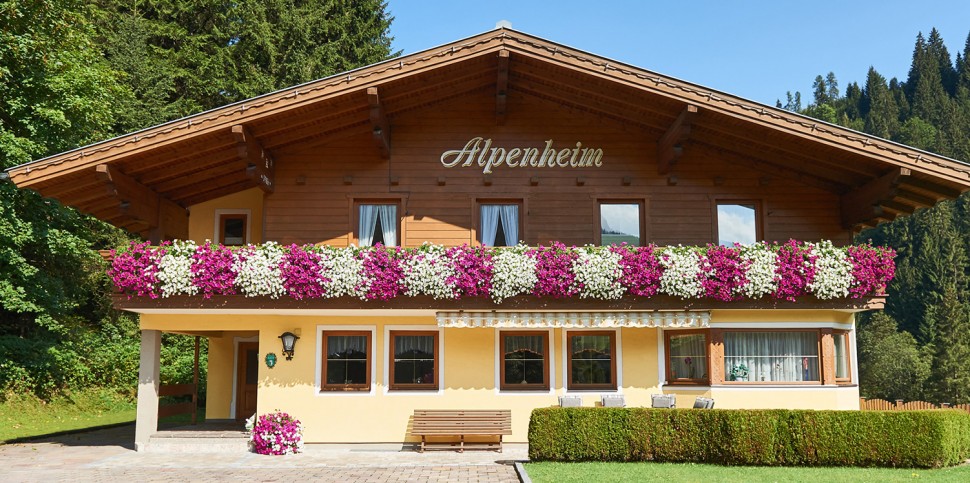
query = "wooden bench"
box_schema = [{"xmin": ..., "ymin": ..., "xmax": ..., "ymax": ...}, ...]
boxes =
[{"xmin": 411, "ymin": 409, "xmax": 512, "ymax": 453}]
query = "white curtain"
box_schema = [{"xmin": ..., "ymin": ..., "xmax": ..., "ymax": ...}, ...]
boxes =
[
  {"xmin": 480, "ymin": 205, "xmax": 500, "ymax": 246},
  {"xmin": 834, "ymin": 334, "xmax": 848, "ymax": 379},
  {"xmin": 668, "ymin": 333, "xmax": 707, "ymax": 380},
  {"xmin": 724, "ymin": 331, "xmax": 819, "ymax": 382},
  {"xmin": 359, "ymin": 205, "xmax": 378, "ymax": 247},
  {"xmin": 499, "ymin": 205, "xmax": 518, "ymax": 246},
  {"xmin": 394, "ymin": 335, "xmax": 434, "ymax": 359},
  {"xmin": 504, "ymin": 335, "xmax": 544, "ymax": 356},
  {"xmin": 378, "ymin": 205, "xmax": 397, "ymax": 247},
  {"xmin": 327, "ymin": 335, "xmax": 368, "ymax": 358},
  {"xmin": 481, "ymin": 205, "xmax": 518, "ymax": 246}
]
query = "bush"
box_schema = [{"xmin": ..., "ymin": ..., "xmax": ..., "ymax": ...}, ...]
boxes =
[{"xmin": 528, "ymin": 408, "xmax": 970, "ymax": 468}]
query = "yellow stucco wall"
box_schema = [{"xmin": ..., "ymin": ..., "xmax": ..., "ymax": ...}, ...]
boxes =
[
  {"xmin": 187, "ymin": 188, "xmax": 264, "ymax": 243},
  {"xmin": 141, "ymin": 309, "xmax": 859, "ymax": 443}
]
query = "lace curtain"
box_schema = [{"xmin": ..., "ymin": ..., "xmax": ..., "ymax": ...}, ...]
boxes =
[{"xmin": 724, "ymin": 331, "xmax": 819, "ymax": 382}]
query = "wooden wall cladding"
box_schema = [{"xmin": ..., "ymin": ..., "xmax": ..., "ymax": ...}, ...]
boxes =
[{"xmin": 263, "ymin": 89, "xmax": 851, "ymax": 247}]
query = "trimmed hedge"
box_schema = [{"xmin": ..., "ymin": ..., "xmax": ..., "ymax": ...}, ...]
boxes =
[{"xmin": 528, "ymin": 407, "xmax": 970, "ymax": 468}]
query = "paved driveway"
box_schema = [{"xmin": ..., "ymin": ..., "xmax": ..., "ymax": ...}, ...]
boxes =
[{"xmin": 0, "ymin": 425, "xmax": 524, "ymax": 482}]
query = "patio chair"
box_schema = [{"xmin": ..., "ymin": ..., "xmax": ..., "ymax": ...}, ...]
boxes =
[
  {"xmin": 601, "ymin": 394, "xmax": 626, "ymax": 407},
  {"xmin": 559, "ymin": 395, "xmax": 583, "ymax": 407},
  {"xmin": 693, "ymin": 397, "xmax": 715, "ymax": 409},
  {"xmin": 651, "ymin": 394, "xmax": 676, "ymax": 408}
]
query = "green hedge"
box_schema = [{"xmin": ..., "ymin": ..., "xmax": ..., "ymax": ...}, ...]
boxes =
[{"xmin": 528, "ymin": 408, "xmax": 970, "ymax": 468}]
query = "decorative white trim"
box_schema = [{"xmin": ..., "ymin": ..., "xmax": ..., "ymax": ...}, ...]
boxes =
[
  {"xmin": 438, "ymin": 311, "xmax": 709, "ymax": 328},
  {"xmin": 382, "ymin": 325, "xmax": 444, "ymax": 396},
  {"xmin": 712, "ymin": 321, "xmax": 853, "ymax": 329},
  {"xmin": 230, "ymin": 335, "xmax": 259, "ymax": 419},
  {"xmin": 493, "ymin": 328, "xmax": 556, "ymax": 395},
  {"xmin": 315, "ymin": 325, "xmax": 377, "ymax": 397},
  {"xmin": 561, "ymin": 328, "xmax": 623, "ymax": 394},
  {"xmin": 213, "ymin": 208, "xmax": 252, "ymax": 244}
]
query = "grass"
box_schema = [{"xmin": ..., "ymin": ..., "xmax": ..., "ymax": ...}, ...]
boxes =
[
  {"xmin": 0, "ymin": 389, "xmax": 136, "ymax": 443},
  {"xmin": 523, "ymin": 462, "xmax": 970, "ymax": 483}
]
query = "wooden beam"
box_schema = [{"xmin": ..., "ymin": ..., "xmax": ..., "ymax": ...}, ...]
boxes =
[
  {"xmin": 840, "ymin": 167, "xmax": 911, "ymax": 228},
  {"xmin": 367, "ymin": 87, "xmax": 390, "ymax": 159},
  {"xmin": 96, "ymin": 164, "xmax": 160, "ymax": 227},
  {"xmin": 697, "ymin": 143, "xmax": 847, "ymax": 194},
  {"xmin": 231, "ymin": 124, "xmax": 275, "ymax": 193},
  {"xmin": 496, "ymin": 50, "xmax": 510, "ymax": 125},
  {"xmin": 895, "ymin": 188, "xmax": 936, "ymax": 209},
  {"xmin": 657, "ymin": 105, "xmax": 698, "ymax": 174},
  {"xmin": 900, "ymin": 177, "xmax": 963, "ymax": 199}
]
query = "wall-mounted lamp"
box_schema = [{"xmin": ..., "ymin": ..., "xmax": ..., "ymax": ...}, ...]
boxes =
[{"xmin": 279, "ymin": 332, "xmax": 300, "ymax": 360}]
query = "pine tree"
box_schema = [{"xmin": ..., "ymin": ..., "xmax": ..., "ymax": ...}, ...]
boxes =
[
  {"xmin": 863, "ymin": 68, "xmax": 900, "ymax": 139},
  {"xmin": 923, "ymin": 287, "xmax": 970, "ymax": 403}
]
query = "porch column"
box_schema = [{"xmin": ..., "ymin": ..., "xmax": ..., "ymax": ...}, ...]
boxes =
[{"xmin": 134, "ymin": 329, "xmax": 161, "ymax": 452}]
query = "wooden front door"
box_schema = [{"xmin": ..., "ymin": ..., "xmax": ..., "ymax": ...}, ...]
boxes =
[{"xmin": 236, "ymin": 342, "xmax": 259, "ymax": 420}]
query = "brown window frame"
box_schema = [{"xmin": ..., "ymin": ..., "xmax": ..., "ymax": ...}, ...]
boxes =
[
  {"xmin": 566, "ymin": 330, "xmax": 617, "ymax": 391},
  {"xmin": 320, "ymin": 330, "xmax": 372, "ymax": 392},
  {"xmin": 833, "ymin": 330, "xmax": 852, "ymax": 384},
  {"xmin": 352, "ymin": 198, "xmax": 404, "ymax": 247},
  {"xmin": 218, "ymin": 213, "xmax": 249, "ymax": 246},
  {"xmin": 664, "ymin": 329, "xmax": 710, "ymax": 385},
  {"xmin": 499, "ymin": 331, "xmax": 550, "ymax": 391},
  {"xmin": 712, "ymin": 199, "xmax": 764, "ymax": 246},
  {"xmin": 473, "ymin": 198, "xmax": 526, "ymax": 247},
  {"xmin": 721, "ymin": 329, "xmax": 822, "ymax": 385},
  {"xmin": 388, "ymin": 330, "xmax": 439, "ymax": 391},
  {"xmin": 594, "ymin": 199, "xmax": 647, "ymax": 246}
]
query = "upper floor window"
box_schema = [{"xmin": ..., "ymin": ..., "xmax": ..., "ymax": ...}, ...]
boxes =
[
  {"xmin": 480, "ymin": 204, "xmax": 519, "ymax": 246},
  {"xmin": 358, "ymin": 204, "xmax": 398, "ymax": 247},
  {"xmin": 715, "ymin": 201, "xmax": 761, "ymax": 246},
  {"xmin": 218, "ymin": 213, "xmax": 248, "ymax": 246},
  {"xmin": 599, "ymin": 202, "xmax": 642, "ymax": 246}
]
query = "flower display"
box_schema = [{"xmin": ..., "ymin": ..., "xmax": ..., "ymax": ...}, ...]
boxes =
[
  {"xmin": 249, "ymin": 410, "xmax": 304, "ymax": 455},
  {"xmin": 109, "ymin": 239, "xmax": 896, "ymax": 303}
]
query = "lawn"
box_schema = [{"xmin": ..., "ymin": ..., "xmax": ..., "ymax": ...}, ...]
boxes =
[
  {"xmin": 0, "ymin": 389, "xmax": 136, "ymax": 443},
  {"xmin": 523, "ymin": 461, "xmax": 970, "ymax": 483}
]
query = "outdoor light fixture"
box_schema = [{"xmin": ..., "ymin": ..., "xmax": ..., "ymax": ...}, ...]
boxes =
[{"xmin": 279, "ymin": 331, "xmax": 299, "ymax": 360}]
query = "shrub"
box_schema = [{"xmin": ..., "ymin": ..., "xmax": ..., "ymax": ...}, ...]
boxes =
[{"xmin": 528, "ymin": 407, "xmax": 970, "ymax": 468}]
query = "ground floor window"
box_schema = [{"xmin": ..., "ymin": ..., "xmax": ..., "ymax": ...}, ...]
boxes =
[
  {"xmin": 321, "ymin": 331, "xmax": 371, "ymax": 391},
  {"xmin": 724, "ymin": 331, "xmax": 819, "ymax": 383},
  {"xmin": 834, "ymin": 330, "xmax": 851, "ymax": 383},
  {"xmin": 567, "ymin": 331, "xmax": 616, "ymax": 390},
  {"xmin": 389, "ymin": 331, "xmax": 438, "ymax": 390},
  {"xmin": 500, "ymin": 331, "xmax": 549, "ymax": 390},
  {"xmin": 666, "ymin": 330, "xmax": 709, "ymax": 384}
]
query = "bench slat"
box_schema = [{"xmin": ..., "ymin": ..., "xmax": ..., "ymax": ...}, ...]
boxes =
[{"xmin": 411, "ymin": 409, "xmax": 511, "ymax": 453}]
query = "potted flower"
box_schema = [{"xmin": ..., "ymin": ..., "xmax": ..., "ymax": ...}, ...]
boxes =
[
  {"xmin": 729, "ymin": 363, "xmax": 749, "ymax": 382},
  {"xmin": 249, "ymin": 410, "xmax": 304, "ymax": 455}
]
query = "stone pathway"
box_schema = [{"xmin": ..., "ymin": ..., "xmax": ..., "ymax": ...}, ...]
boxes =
[{"xmin": 0, "ymin": 425, "xmax": 524, "ymax": 482}]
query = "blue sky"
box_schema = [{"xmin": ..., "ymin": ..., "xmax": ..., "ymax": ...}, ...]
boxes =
[{"xmin": 388, "ymin": 1, "xmax": 970, "ymax": 107}]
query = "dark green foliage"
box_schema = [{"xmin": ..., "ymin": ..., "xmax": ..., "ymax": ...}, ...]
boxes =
[
  {"xmin": 529, "ymin": 408, "xmax": 970, "ymax": 468},
  {"xmin": 856, "ymin": 312, "xmax": 929, "ymax": 401}
]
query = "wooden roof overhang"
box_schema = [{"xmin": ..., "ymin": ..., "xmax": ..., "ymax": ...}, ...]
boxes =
[{"xmin": 7, "ymin": 28, "xmax": 970, "ymax": 237}]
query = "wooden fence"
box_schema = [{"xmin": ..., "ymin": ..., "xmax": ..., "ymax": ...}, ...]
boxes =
[{"xmin": 860, "ymin": 397, "xmax": 970, "ymax": 414}]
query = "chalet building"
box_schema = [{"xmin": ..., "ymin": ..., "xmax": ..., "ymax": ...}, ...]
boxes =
[{"xmin": 6, "ymin": 28, "xmax": 970, "ymax": 450}]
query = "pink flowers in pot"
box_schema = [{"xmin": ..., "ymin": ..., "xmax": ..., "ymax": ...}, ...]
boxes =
[{"xmin": 108, "ymin": 240, "xmax": 896, "ymax": 303}]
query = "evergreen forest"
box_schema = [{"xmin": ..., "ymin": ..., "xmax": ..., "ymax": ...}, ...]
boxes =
[{"xmin": 2, "ymin": 1, "xmax": 970, "ymax": 407}]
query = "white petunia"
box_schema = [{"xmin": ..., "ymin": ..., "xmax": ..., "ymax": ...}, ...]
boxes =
[
  {"xmin": 157, "ymin": 240, "xmax": 198, "ymax": 297},
  {"xmin": 807, "ymin": 240, "xmax": 852, "ymax": 299},
  {"xmin": 233, "ymin": 242, "xmax": 285, "ymax": 298},
  {"xmin": 491, "ymin": 244, "xmax": 537, "ymax": 303},
  {"xmin": 659, "ymin": 246, "xmax": 702, "ymax": 299},
  {"xmin": 571, "ymin": 246, "xmax": 625, "ymax": 300}
]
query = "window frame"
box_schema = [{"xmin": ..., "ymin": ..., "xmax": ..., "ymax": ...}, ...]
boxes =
[
  {"xmin": 473, "ymin": 198, "xmax": 526, "ymax": 247},
  {"xmin": 388, "ymin": 330, "xmax": 439, "ymax": 391},
  {"xmin": 833, "ymin": 330, "xmax": 852, "ymax": 384},
  {"xmin": 565, "ymin": 330, "xmax": 618, "ymax": 391},
  {"xmin": 499, "ymin": 330, "xmax": 550, "ymax": 391},
  {"xmin": 320, "ymin": 330, "xmax": 373, "ymax": 392},
  {"xmin": 712, "ymin": 199, "xmax": 764, "ymax": 246},
  {"xmin": 214, "ymin": 210, "xmax": 250, "ymax": 246},
  {"xmin": 351, "ymin": 197, "xmax": 404, "ymax": 247},
  {"xmin": 721, "ymin": 329, "xmax": 822, "ymax": 385},
  {"xmin": 664, "ymin": 329, "xmax": 710, "ymax": 385},
  {"xmin": 594, "ymin": 198, "xmax": 647, "ymax": 246}
]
